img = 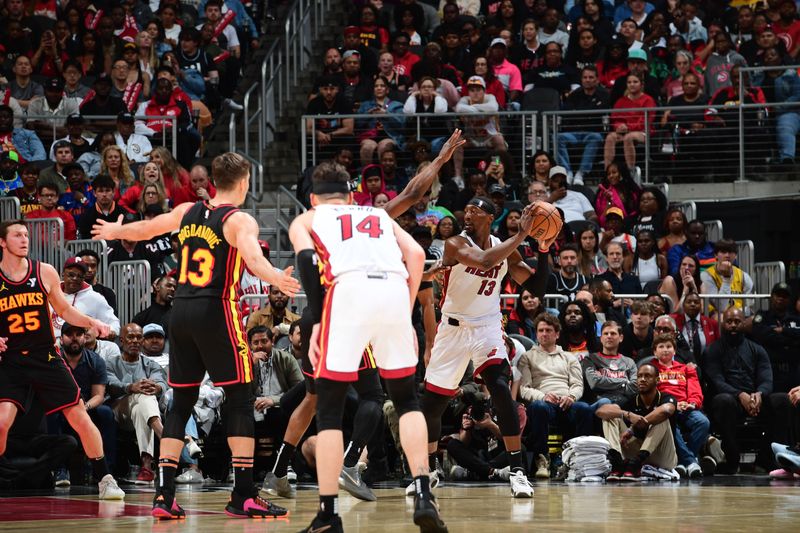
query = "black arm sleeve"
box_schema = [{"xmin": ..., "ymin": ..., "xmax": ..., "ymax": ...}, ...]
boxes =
[
  {"xmin": 296, "ymin": 249, "xmax": 324, "ymax": 323},
  {"xmin": 520, "ymin": 250, "xmax": 551, "ymax": 300}
]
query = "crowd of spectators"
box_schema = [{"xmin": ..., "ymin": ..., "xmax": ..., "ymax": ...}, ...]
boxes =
[
  {"xmin": 5, "ymin": 0, "xmax": 800, "ymax": 492},
  {"xmin": 303, "ymin": 0, "xmax": 800, "ymax": 195},
  {"xmin": 0, "ymin": 0, "xmax": 268, "ymax": 243}
]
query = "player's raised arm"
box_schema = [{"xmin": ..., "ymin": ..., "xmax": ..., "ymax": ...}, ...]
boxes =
[
  {"xmin": 40, "ymin": 262, "xmax": 111, "ymax": 338},
  {"xmin": 384, "ymin": 129, "xmax": 466, "ymax": 218},
  {"xmin": 224, "ymin": 211, "xmax": 300, "ymax": 297},
  {"xmin": 91, "ymin": 202, "xmax": 193, "ymax": 242}
]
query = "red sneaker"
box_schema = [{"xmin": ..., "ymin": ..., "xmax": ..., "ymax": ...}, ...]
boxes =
[{"xmin": 137, "ymin": 466, "xmax": 155, "ymax": 484}]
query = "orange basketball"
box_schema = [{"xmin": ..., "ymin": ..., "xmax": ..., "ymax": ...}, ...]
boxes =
[{"xmin": 528, "ymin": 202, "xmax": 562, "ymax": 243}]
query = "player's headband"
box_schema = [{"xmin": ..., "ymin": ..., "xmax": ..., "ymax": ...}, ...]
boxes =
[
  {"xmin": 467, "ymin": 197, "xmax": 496, "ymax": 217},
  {"xmin": 312, "ymin": 182, "xmax": 350, "ymax": 195}
]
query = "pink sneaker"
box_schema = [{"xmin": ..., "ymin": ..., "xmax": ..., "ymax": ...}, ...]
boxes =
[
  {"xmin": 152, "ymin": 494, "xmax": 185, "ymax": 519},
  {"xmin": 769, "ymin": 468, "xmax": 794, "ymax": 480},
  {"xmin": 224, "ymin": 494, "xmax": 288, "ymax": 518}
]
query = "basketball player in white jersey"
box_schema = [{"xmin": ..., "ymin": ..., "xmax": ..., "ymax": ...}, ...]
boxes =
[
  {"xmin": 289, "ymin": 162, "xmax": 447, "ymax": 533},
  {"xmin": 418, "ymin": 196, "xmax": 561, "ymax": 498}
]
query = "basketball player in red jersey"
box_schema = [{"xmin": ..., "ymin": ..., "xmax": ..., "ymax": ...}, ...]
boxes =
[
  {"xmin": 92, "ymin": 153, "xmax": 300, "ymax": 519},
  {"xmin": 418, "ymin": 197, "xmax": 561, "ymax": 498},
  {"xmin": 0, "ymin": 219, "xmax": 125, "ymax": 500}
]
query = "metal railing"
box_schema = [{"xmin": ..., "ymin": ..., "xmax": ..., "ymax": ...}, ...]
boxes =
[
  {"xmin": 301, "ymin": 110, "xmax": 539, "ymax": 175},
  {"xmin": 0, "ymin": 196, "xmax": 20, "ymax": 220},
  {"xmin": 267, "ymin": 185, "xmax": 308, "ymax": 269},
  {"xmin": 27, "ymin": 218, "xmax": 65, "ymax": 268},
  {"xmin": 108, "ymin": 260, "xmax": 152, "ymax": 326},
  {"xmin": 65, "ymin": 239, "xmax": 109, "ymax": 285},
  {"xmin": 753, "ymin": 261, "xmax": 786, "ymax": 296},
  {"xmin": 674, "ymin": 201, "xmax": 697, "ymax": 221},
  {"xmin": 25, "ymin": 114, "xmax": 179, "ymax": 157},
  {"xmin": 260, "ymin": 0, "xmax": 331, "ymax": 148},
  {"xmin": 736, "ymin": 240, "xmax": 755, "ymax": 278},
  {"xmin": 542, "ymin": 99, "xmax": 800, "ymax": 183},
  {"xmin": 704, "ymin": 219, "xmax": 723, "ymax": 243}
]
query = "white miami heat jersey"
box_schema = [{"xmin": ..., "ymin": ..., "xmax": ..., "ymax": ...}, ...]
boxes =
[
  {"xmin": 310, "ymin": 204, "xmax": 408, "ymax": 285},
  {"xmin": 440, "ymin": 233, "xmax": 508, "ymax": 325}
]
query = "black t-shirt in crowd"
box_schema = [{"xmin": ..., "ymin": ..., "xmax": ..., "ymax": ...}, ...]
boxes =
[
  {"xmin": 80, "ymin": 96, "xmax": 126, "ymax": 119},
  {"xmin": 177, "ymin": 48, "xmax": 216, "ymax": 77},
  {"xmin": 621, "ymin": 390, "xmax": 676, "ymax": 439},
  {"xmin": 306, "ymin": 94, "xmax": 352, "ymax": 133},
  {"xmin": 665, "ymin": 94, "xmax": 709, "ymax": 130}
]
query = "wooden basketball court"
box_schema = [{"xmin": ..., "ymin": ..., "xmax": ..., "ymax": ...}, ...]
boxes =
[{"xmin": 1, "ymin": 477, "xmax": 799, "ymax": 532}]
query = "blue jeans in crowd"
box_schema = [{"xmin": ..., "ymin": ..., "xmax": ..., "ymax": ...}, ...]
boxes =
[
  {"xmin": 180, "ymin": 414, "xmax": 200, "ymax": 465},
  {"xmin": 166, "ymin": 396, "xmax": 200, "ymax": 466},
  {"xmin": 557, "ymin": 131, "xmax": 603, "ymax": 174},
  {"xmin": 526, "ymin": 399, "xmax": 595, "ymax": 455},
  {"xmin": 777, "ymin": 112, "xmax": 800, "ymax": 161},
  {"xmin": 48, "ymin": 404, "xmax": 117, "ymax": 470},
  {"xmin": 673, "ymin": 409, "xmax": 710, "ymax": 466}
]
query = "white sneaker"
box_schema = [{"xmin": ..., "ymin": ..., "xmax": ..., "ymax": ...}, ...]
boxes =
[
  {"xmin": 573, "ymin": 171, "xmax": 584, "ymax": 186},
  {"xmin": 449, "ymin": 465, "xmax": 469, "ymax": 480},
  {"xmin": 404, "ymin": 469, "xmax": 441, "ymax": 496},
  {"xmin": 707, "ymin": 436, "xmax": 726, "ymax": 464},
  {"xmin": 286, "ymin": 465, "xmax": 297, "ymax": 483},
  {"xmin": 175, "ymin": 468, "xmax": 204, "ymax": 484},
  {"xmin": 263, "ymin": 471, "xmax": 296, "ymax": 498},
  {"xmin": 98, "ymin": 474, "xmax": 125, "ymax": 500},
  {"xmin": 566, "ymin": 171, "xmax": 575, "ymax": 185},
  {"xmin": 534, "ymin": 454, "xmax": 550, "ymax": 479},
  {"xmin": 185, "ymin": 440, "xmax": 203, "ymax": 459},
  {"xmin": 509, "ymin": 470, "xmax": 534, "ymax": 498},
  {"xmin": 687, "ymin": 462, "xmax": 702, "ymax": 479}
]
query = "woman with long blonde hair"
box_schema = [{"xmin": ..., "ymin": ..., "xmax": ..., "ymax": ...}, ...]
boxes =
[
  {"xmin": 100, "ymin": 145, "xmax": 136, "ymax": 199},
  {"xmin": 136, "ymin": 31, "xmax": 159, "ymax": 80},
  {"xmin": 149, "ymin": 146, "xmax": 188, "ymax": 200},
  {"xmin": 136, "ymin": 181, "xmax": 170, "ymax": 217},
  {"xmin": 120, "ymin": 160, "xmax": 169, "ymax": 211}
]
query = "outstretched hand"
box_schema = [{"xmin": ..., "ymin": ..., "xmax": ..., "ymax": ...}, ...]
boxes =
[
  {"xmin": 274, "ymin": 266, "xmax": 301, "ymax": 297},
  {"xmin": 437, "ymin": 129, "xmax": 466, "ymax": 163},
  {"xmin": 91, "ymin": 319, "xmax": 111, "ymax": 339},
  {"xmin": 91, "ymin": 214, "xmax": 124, "ymax": 241},
  {"xmin": 518, "ymin": 203, "xmax": 537, "ymax": 236}
]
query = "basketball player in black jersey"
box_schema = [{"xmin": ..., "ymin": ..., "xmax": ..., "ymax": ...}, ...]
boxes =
[
  {"xmin": 0, "ymin": 220, "xmax": 125, "ymax": 500},
  {"xmin": 92, "ymin": 153, "xmax": 300, "ymax": 519},
  {"xmin": 263, "ymin": 131, "xmax": 466, "ymax": 506}
]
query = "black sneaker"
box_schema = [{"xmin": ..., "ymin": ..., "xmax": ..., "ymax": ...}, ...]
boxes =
[
  {"xmin": 413, "ymin": 495, "xmax": 448, "ymax": 533},
  {"xmin": 151, "ymin": 494, "xmax": 185, "ymax": 520},
  {"xmin": 296, "ymin": 514, "xmax": 343, "ymax": 532},
  {"xmin": 225, "ymin": 492, "xmax": 288, "ymax": 518}
]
